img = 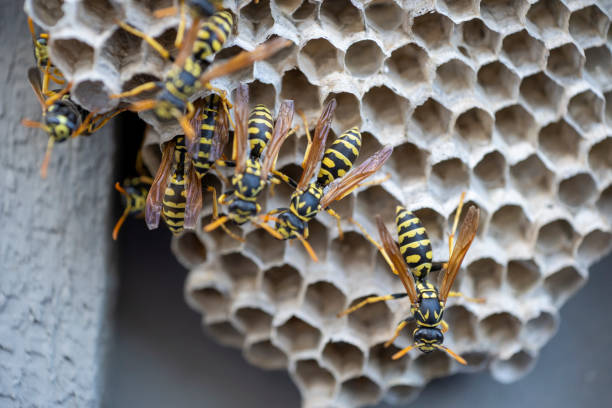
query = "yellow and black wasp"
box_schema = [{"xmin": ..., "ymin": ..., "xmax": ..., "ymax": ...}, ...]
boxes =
[
  {"xmin": 267, "ymin": 105, "xmax": 393, "ymax": 261},
  {"xmin": 203, "ymin": 83, "xmax": 294, "ymax": 239},
  {"xmin": 28, "ymin": 17, "xmax": 64, "ymax": 96},
  {"xmin": 22, "ymin": 68, "xmax": 124, "ymax": 178},
  {"xmin": 338, "ymin": 195, "xmax": 480, "ymax": 364},
  {"xmin": 113, "ymin": 176, "xmax": 153, "ymax": 240}
]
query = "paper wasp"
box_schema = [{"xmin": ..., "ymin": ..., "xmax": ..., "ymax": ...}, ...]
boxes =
[
  {"xmin": 203, "ymin": 83, "xmax": 294, "ymax": 240},
  {"xmin": 113, "ymin": 176, "xmax": 153, "ymax": 240},
  {"xmin": 338, "ymin": 194, "xmax": 480, "ymax": 365},
  {"xmin": 28, "ymin": 17, "xmax": 64, "ymax": 96},
  {"xmin": 22, "ymin": 68, "xmax": 124, "ymax": 178}
]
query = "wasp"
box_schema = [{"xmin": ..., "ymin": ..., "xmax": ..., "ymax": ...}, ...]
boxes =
[
  {"xmin": 28, "ymin": 17, "xmax": 64, "ymax": 96},
  {"xmin": 203, "ymin": 83, "xmax": 294, "ymax": 239},
  {"xmin": 267, "ymin": 104, "xmax": 393, "ymax": 261},
  {"xmin": 113, "ymin": 176, "xmax": 153, "ymax": 240},
  {"xmin": 22, "ymin": 68, "xmax": 124, "ymax": 178},
  {"xmin": 338, "ymin": 195, "xmax": 480, "ymax": 365}
]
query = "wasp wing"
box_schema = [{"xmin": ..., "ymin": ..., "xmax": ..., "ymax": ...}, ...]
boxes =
[
  {"xmin": 319, "ymin": 145, "xmax": 393, "ymax": 210},
  {"xmin": 184, "ymin": 161, "xmax": 203, "ymax": 229},
  {"xmin": 211, "ymin": 97, "xmax": 230, "ymax": 162},
  {"xmin": 438, "ymin": 205, "xmax": 480, "ymax": 303},
  {"xmin": 27, "ymin": 67, "xmax": 46, "ymax": 110},
  {"xmin": 261, "ymin": 99, "xmax": 295, "ymax": 180},
  {"xmin": 232, "ymin": 83, "xmax": 249, "ymax": 174},
  {"xmin": 145, "ymin": 141, "xmax": 175, "ymax": 229},
  {"xmin": 296, "ymin": 98, "xmax": 336, "ymax": 191}
]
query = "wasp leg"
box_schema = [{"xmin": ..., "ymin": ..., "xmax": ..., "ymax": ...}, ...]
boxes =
[
  {"xmin": 440, "ymin": 320, "xmax": 449, "ymax": 334},
  {"xmin": 325, "ymin": 207, "xmax": 343, "ymax": 240},
  {"xmin": 271, "ymin": 169, "xmax": 298, "ymax": 189},
  {"xmin": 115, "ymin": 19, "xmax": 172, "ymax": 60},
  {"xmin": 447, "ymin": 291, "xmax": 485, "ymax": 303},
  {"xmin": 87, "ymin": 108, "xmax": 128, "ymax": 134},
  {"xmin": 384, "ymin": 317, "xmax": 415, "ymax": 348},
  {"xmin": 111, "ymin": 82, "xmax": 160, "ymax": 99},
  {"xmin": 337, "ymin": 293, "xmax": 408, "ymax": 318},
  {"xmin": 207, "ymin": 186, "xmax": 244, "ymax": 242},
  {"xmin": 179, "ymin": 101, "xmax": 197, "ymax": 142}
]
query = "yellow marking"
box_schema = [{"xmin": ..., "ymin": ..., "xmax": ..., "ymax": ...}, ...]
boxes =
[
  {"xmin": 399, "ymin": 227, "xmax": 427, "ymax": 240},
  {"xmin": 201, "ymin": 124, "xmax": 215, "ymax": 131},
  {"xmin": 335, "ymin": 139, "xmax": 360, "ymax": 156},
  {"xmin": 397, "ymin": 217, "xmax": 420, "ymax": 229},
  {"xmin": 400, "ymin": 240, "xmax": 431, "ymax": 251},
  {"xmin": 328, "ymin": 149, "xmax": 353, "ymax": 167},
  {"xmin": 426, "ymin": 250, "xmax": 433, "ymax": 260},
  {"xmin": 321, "ymin": 157, "xmax": 336, "ymax": 168},
  {"xmin": 406, "ymin": 254, "xmax": 422, "ymax": 264}
]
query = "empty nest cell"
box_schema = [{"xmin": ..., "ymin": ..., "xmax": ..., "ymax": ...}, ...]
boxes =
[
  {"xmin": 519, "ymin": 72, "xmax": 564, "ymax": 120},
  {"xmin": 324, "ymin": 92, "xmax": 361, "ymax": 133},
  {"xmin": 387, "ymin": 142, "xmax": 428, "ymax": 184},
  {"xmin": 477, "ymin": 61, "xmax": 519, "ymax": 104},
  {"xmin": 368, "ymin": 343, "xmax": 409, "ymax": 382},
  {"xmin": 345, "ymin": 40, "xmax": 384, "ymax": 78},
  {"xmin": 30, "ymin": 0, "xmax": 64, "ymax": 27},
  {"xmin": 544, "ymin": 266, "xmax": 585, "ymax": 304},
  {"xmin": 598, "ymin": 185, "xmax": 612, "ymax": 223},
  {"xmin": 490, "ymin": 205, "xmax": 531, "ymax": 248},
  {"xmin": 507, "ymin": 259, "xmax": 541, "ymax": 295},
  {"xmin": 538, "ymin": 119, "xmax": 581, "ymax": 166},
  {"xmin": 101, "ymin": 26, "xmax": 143, "ymax": 71},
  {"xmin": 546, "ymin": 43, "xmax": 584, "ymax": 80},
  {"xmin": 346, "ymin": 294, "xmax": 393, "ymax": 342},
  {"xmin": 280, "ymin": 69, "xmax": 320, "ymax": 116},
  {"xmin": 71, "ymin": 79, "xmax": 115, "ymax": 112},
  {"xmin": 189, "ymin": 287, "xmax": 229, "ymax": 316},
  {"xmin": 274, "ymin": 0, "xmax": 302, "ymax": 15},
  {"xmin": 577, "ymin": 229, "xmax": 612, "ymax": 264},
  {"xmin": 435, "ymin": 59, "xmax": 475, "ymax": 95},
  {"xmin": 244, "ymin": 339, "xmax": 288, "ymax": 370},
  {"xmin": 567, "ymin": 90, "xmax": 603, "ymax": 133},
  {"xmin": 480, "ymin": 0, "xmax": 529, "ymax": 32},
  {"xmin": 526, "ymin": 0, "xmax": 569, "ymax": 39},
  {"xmin": 495, "ymin": 104, "xmax": 537, "ymax": 146},
  {"xmin": 207, "ymin": 320, "xmax": 245, "ymax": 348},
  {"xmin": 262, "ymin": 264, "xmax": 303, "ymax": 305},
  {"xmin": 385, "ymin": 384, "xmax": 422, "ymax": 405},
  {"xmin": 524, "ymin": 312, "xmax": 556, "ymax": 347},
  {"xmin": 474, "ymin": 151, "xmax": 506, "ymax": 189},
  {"xmin": 412, "ymin": 98, "xmax": 451, "ymax": 140},
  {"xmin": 413, "ymin": 208, "xmax": 446, "ymax": 244},
  {"xmin": 443, "ymin": 305, "xmax": 477, "ymax": 344},
  {"xmin": 292, "ymin": 0, "xmax": 316, "ymax": 21},
  {"xmin": 173, "ymin": 231, "xmax": 207, "ymax": 267},
  {"xmin": 558, "ymin": 173, "xmax": 597, "ymax": 207},
  {"xmin": 247, "ymin": 80, "xmax": 276, "ymax": 112},
  {"xmin": 467, "ymin": 258, "xmax": 504, "ymax": 297},
  {"xmin": 199, "ymin": 214, "xmax": 244, "ymax": 253},
  {"xmin": 479, "ymin": 312, "xmax": 521, "ymax": 347},
  {"xmin": 132, "ymin": 0, "xmax": 173, "ymax": 15},
  {"xmin": 275, "ymin": 316, "xmax": 322, "ymax": 352},
  {"xmin": 491, "ymin": 350, "xmax": 535, "ymax": 383},
  {"xmin": 322, "ymin": 341, "xmax": 364, "ymax": 378},
  {"xmin": 460, "ymin": 18, "xmax": 501, "ymax": 59},
  {"xmin": 77, "ymin": 0, "xmax": 121, "ymax": 34},
  {"xmin": 304, "ymin": 281, "xmax": 346, "ymax": 320},
  {"xmin": 438, "ymin": 0, "xmax": 479, "ymax": 20},
  {"xmin": 430, "ymin": 158, "xmax": 470, "ymax": 196},
  {"xmin": 385, "ymin": 43, "xmax": 430, "ymax": 88},
  {"xmin": 362, "ymin": 86, "xmax": 406, "ymax": 133},
  {"xmin": 330, "ymin": 232, "xmax": 375, "ymax": 280},
  {"xmin": 295, "ymin": 359, "xmax": 336, "ymax": 398},
  {"xmin": 234, "ymin": 307, "xmax": 273, "ymax": 335},
  {"xmin": 220, "ymin": 252, "xmax": 259, "ymax": 293},
  {"xmin": 569, "ymin": 5, "xmax": 610, "ymax": 48},
  {"xmin": 356, "ymin": 186, "xmax": 401, "ymax": 229},
  {"xmin": 338, "ymin": 376, "xmax": 381, "ymax": 407},
  {"xmin": 319, "ymin": 0, "xmax": 365, "ymax": 36},
  {"xmin": 412, "ymin": 12, "xmax": 453, "ymax": 49},
  {"xmin": 239, "ymin": 0, "xmax": 274, "ymax": 40},
  {"xmin": 585, "ymin": 46, "xmax": 612, "ymax": 89},
  {"xmin": 299, "ymin": 38, "xmax": 343, "ymax": 81},
  {"xmin": 589, "ymin": 137, "xmax": 612, "ymax": 181},
  {"xmin": 455, "ymin": 107, "xmax": 493, "ymax": 147},
  {"xmin": 364, "ymin": 0, "xmax": 403, "ymax": 32},
  {"xmin": 414, "ymin": 351, "xmax": 451, "ymax": 380},
  {"xmin": 50, "ymin": 38, "xmax": 94, "ymax": 76},
  {"xmin": 535, "ymin": 219, "xmax": 577, "ymax": 256},
  {"xmin": 245, "ymin": 228, "xmax": 285, "ymax": 265},
  {"xmin": 502, "ymin": 30, "xmax": 546, "ymax": 73}
]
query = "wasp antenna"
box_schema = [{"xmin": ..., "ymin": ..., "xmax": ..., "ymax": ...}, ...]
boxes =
[
  {"xmin": 392, "ymin": 343, "xmax": 421, "ymax": 360},
  {"xmin": 434, "ymin": 344, "xmax": 467, "ymax": 365}
]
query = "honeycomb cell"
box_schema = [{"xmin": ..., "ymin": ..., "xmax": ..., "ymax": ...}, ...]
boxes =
[
  {"xmin": 295, "ymin": 359, "xmax": 336, "ymax": 398},
  {"xmin": 474, "ymin": 151, "xmax": 506, "ymax": 189},
  {"xmin": 415, "ymin": 352, "xmax": 451, "ymax": 380},
  {"xmin": 220, "ymin": 252, "xmax": 258, "ymax": 292},
  {"xmin": 467, "ymin": 258, "xmax": 504, "ymax": 297},
  {"xmin": 245, "ymin": 228, "xmax": 285, "ymax": 265},
  {"xmin": 387, "ymin": 142, "xmax": 428, "ymax": 185},
  {"xmin": 207, "ymin": 320, "xmax": 244, "ymax": 348},
  {"xmin": 479, "ymin": 312, "xmax": 521, "ymax": 347},
  {"xmin": 275, "ymin": 316, "xmax": 322, "ymax": 352},
  {"xmin": 385, "ymin": 384, "xmax": 422, "ymax": 405},
  {"xmin": 364, "ymin": 0, "xmax": 403, "ymax": 32},
  {"xmin": 544, "ymin": 266, "xmax": 585, "ymax": 304},
  {"xmin": 31, "ymin": 0, "xmax": 64, "ymax": 26},
  {"xmin": 281, "ymin": 69, "xmax": 320, "ymax": 116},
  {"xmin": 292, "ymin": 0, "xmax": 316, "ymax": 20},
  {"xmin": 585, "ymin": 46, "xmax": 612, "ymax": 89},
  {"xmin": 320, "ymin": 0, "xmax": 365, "ymax": 36},
  {"xmin": 235, "ymin": 307, "xmax": 273, "ymax": 335},
  {"xmin": 357, "ymin": 186, "xmax": 401, "ymax": 227},
  {"xmin": 591, "ymin": 136, "xmax": 612, "ymax": 176},
  {"xmin": 212, "ymin": 45, "xmax": 253, "ymax": 83},
  {"xmin": 438, "ymin": 0, "xmax": 479, "ymax": 20},
  {"xmin": 245, "ymin": 339, "xmax": 288, "ymax": 370},
  {"xmin": 536, "ymin": 219, "xmax": 577, "ymax": 256},
  {"xmin": 173, "ymin": 231, "xmax": 207, "ymax": 267},
  {"xmin": 521, "ymin": 72, "xmax": 564, "ymax": 120},
  {"xmin": 362, "ymin": 86, "xmax": 406, "ymax": 132},
  {"xmin": 304, "ymin": 281, "xmax": 346, "ymax": 320},
  {"xmin": 262, "ymin": 264, "xmax": 303, "ymax": 305},
  {"xmin": 338, "ymin": 376, "xmax": 381, "ymax": 407},
  {"xmin": 240, "ymin": 0, "xmax": 274, "ymax": 40},
  {"xmin": 247, "ymin": 80, "xmax": 276, "ymax": 111},
  {"xmin": 346, "ymin": 294, "xmax": 393, "ymax": 340},
  {"xmin": 558, "ymin": 173, "xmax": 597, "ymax": 207},
  {"xmin": 569, "ymin": 5, "xmax": 609, "ymax": 48},
  {"xmin": 322, "ymin": 341, "xmax": 364, "ymax": 378},
  {"xmin": 495, "ymin": 104, "xmax": 537, "ymax": 146},
  {"xmin": 413, "ymin": 208, "xmax": 445, "ymax": 244},
  {"xmin": 507, "ymin": 259, "xmax": 540, "ymax": 294},
  {"xmin": 274, "ymin": 0, "xmax": 302, "ymax": 15},
  {"xmin": 304, "ymin": 219, "xmax": 329, "ymax": 262},
  {"xmin": 546, "ymin": 43, "xmax": 584, "ymax": 80},
  {"xmin": 189, "ymin": 283, "xmax": 229, "ymax": 314},
  {"xmin": 462, "ymin": 352, "xmax": 489, "ymax": 368},
  {"xmin": 461, "ymin": 18, "xmax": 501, "ymax": 59},
  {"xmin": 605, "ymin": 92, "xmax": 612, "ymax": 125},
  {"xmin": 345, "ymin": 40, "xmax": 384, "ymax": 78},
  {"xmin": 524, "ymin": 312, "xmax": 556, "ymax": 347},
  {"xmin": 430, "ymin": 158, "xmax": 470, "ymax": 196},
  {"xmin": 490, "ymin": 205, "xmax": 531, "ymax": 247},
  {"xmin": 71, "ymin": 79, "xmax": 115, "ymax": 112},
  {"xmin": 263, "ymin": 36, "xmax": 297, "ymax": 70},
  {"xmin": 368, "ymin": 343, "xmax": 409, "ymax": 382},
  {"xmin": 502, "ymin": 30, "xmax": 546, "ymax": 73},
  {"xmin": 77, "ymin": 0, "xmax": 121, "ymax": 34},
  {"xmin": 121, "ymin": 73, "xmax": 160, "ymax": 102},
  {"xmin": 298, "ymin": 38, "xmax": 343, "ymax": 81},
  {"xmin": 526, "ymin": 0, "xmax": 569, "ymax": 39},
  {"xmin": 385, "ymin": 43, "xmax": 430, "ymax": 89},
  {"xmin": 477, "ymin": 61, "xmax": 519, "ymax": 104},
  {"xmin": 491, "ymin": 350, "xmax": 535, "ymax": 383},
  {"xmin": 330, "ymin": 232, "xmax": 375, "ymax": 280},
  {"xmin": 412, "ymin": 98, "xmax": 451, "ymax": 139},
  {"xmin": 200, "ymin": 214, "xmax": 244, "ymax": 253},
  {"xmin": 480, "ymin": 0, "xmax": 529, "ymax": 32},
  {"xmin": 101, "ymin": 27, "xmax": 142, "ymax": 72},
  {"xmin": 411, "ymin": 12, "xmax": 452, "ymax": 51},
  {"xmin": 567, "ymin": 90, "xmax": 603, "ymax": 133},
  {"xmin": 455, "ymin": 108, "xmax": 493, "ymax": 147},
  {"xmin": 51, "ymin": 38, "xmax": 94, "ymax": 75},
  {"xmin": 132, "ymin": 0, "xmax": 173, "ymax": 14},
  {"xmin": 577, "ymin": 229, "xmax": 612, "ymax": 264},
  {"xmin": 538, "ymin": 120, "xmax": 581, "ymax": 166},
  {"xmin": 435, "ymin": 59, "xmax": 475, "ymax": 95},
  {"xmin": 443, "ymin": 305, "xmax": 477, "ymax": 344},
  {"xmin": 324, "ymin": 92, "xmax": 361, "ymax": 133}
]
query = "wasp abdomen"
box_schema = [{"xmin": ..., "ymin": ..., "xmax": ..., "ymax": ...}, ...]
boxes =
[
  {"xmin": 248, "ymin": 105, "xmax": 273, "ymax": 159},
  {"xmin": 397, "ymin": 206, "xmax": 433, "ymax": 280},
  {"xmin": 316, "ymin": 127, "xmax": 361, "ymax": 187}
]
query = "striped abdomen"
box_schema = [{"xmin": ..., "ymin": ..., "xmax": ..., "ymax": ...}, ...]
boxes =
[
  {"xmin": 155, "ymin": 59, "xmax": 204, "ymax": 121},
  {"xmin": 192, "ymin": 11, "xmax": 233, "ymax": 64},
  {"xmin": 248, "ymin": 104, "xmax": 273, "ymax": 159},
  {"xmin": 316, "ymin": 127, "xmax": 361, "ymax": 187},
  {"xmin": 162, "ymin": 168, "xmax": 187, "ymax": 235},
  {"xmin": 193, "ymin": 94, "xmax": 221, "ymax": 178},
  {"xmin": 396, "ymin": 206, "xmax": 433, "ymax": 281}
]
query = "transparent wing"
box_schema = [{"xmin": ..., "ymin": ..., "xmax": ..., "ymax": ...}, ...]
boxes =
[
  {"xmin": 27, "ymin": 67, "xmax": 46, "ymax": 110},
  {"xmin": 233, "ymin": 83, "xmax": 249, "ymax": 175},
  {"xmin": 145, "ymin": 141, "xmax": 175, "ymax": 229},
  {"xmin": 260, "ymin": 99, "xmax": 295, "ymax": 180},
  {"xmin": 184, "ymin": 162, "xmax": 203, "ymax": 229},
  {"xmin": 211, "ymin": 98, "xmax": 229, "ymax": 162}
]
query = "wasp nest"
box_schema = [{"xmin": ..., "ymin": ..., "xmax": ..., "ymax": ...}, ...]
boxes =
[{"xmin": 26, "ymin": 0, "xmax": 612, "ymax": 406}]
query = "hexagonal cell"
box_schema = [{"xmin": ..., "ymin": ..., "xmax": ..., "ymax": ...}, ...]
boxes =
[
  {"xmin": 526, "ymin": 0, "xmax": 569, "ymax": 39},
  {"xmin": 589, "ymin": 137, "xmax": 612, "ymax": 180},
  {"xmin": 51, "ymin": 38, "xmax": 94, "ymax": 75},
  {"xmin": 430, "ymin": 159, "xmax": 470, "ymax": 196},
  {"xmin": 569, "ymin": 5, "xmax": 610, "ymax": 48},
  {"xmin": 544, "ymin": 266, "xmax": 585, "ymax": 304},
  {"xmin": 568, "ymin": 90, "xmax": 603, "ymax": 133},
  {"xmin": 320, "ymin": 0, "xmax": 365, "ymax": 36},
  {"xmin": 211, "ymin": 45, "xmax": 253, "ymax": 83},
  {"xmin": 558, "ymin": 173, "xmax": 597, "ymax": 208},
  {"xmin": 280, "ymin": 69, "xmax": 320, "ymax": 116},
  {"xmin": 77, "ymin": 0, "xmax": 121, "ymax": 34},
  {"xmin": 200, "ymin": 214, "xmax": 244, "ymax": 252},
  {"xmin": 240, "ymin": 0, "xmax": 274, "ymax": 40},
  {"xmin": 495, "ymin": 104, "xmax": 537, "ymax": 146},
  {"xmin": 292, "ymin": 0, "xmax": 316, "ymax": 20},
  {"xmin": 502, "ymin": 30, "xmax": 546, "ymax": 73},
  {"xmin": 275, "ymin": 316, "xmax": 322, "ymax": 352},
  {"xmin": 461, "ymin": 351, "xmax": 489, "ymax": 368},
  {"xmin": 455, "ymin": 108, "xmax": 493, "ymax": 148},
  {"xmin": 263, "ymin": 36, "xmax": 297, "ymax": 70},
  {"xmin": 467, "ymin": 258, "xmax": 503, "ymax": 297},
  {"xmin": 304, "ymin": 281, "xmax": 346, "ymax": 319},
  {"xmin": 461, "ymin": 18, "xmax": 501, "ymax": 58},
  {"xmin": 274, "ymin": 0, "xmax": 302, "ymax": 15},
  {"xmin": 585, "ymin": 46, "xmax": 612, "ymax": 88},
  {"xmin": 520, "ymin": 72, "xmax": 564, "ymax": 119},
  {"xmin": 174, "ymin": 231, "xmax": 207, "ymax": 267},
  {"xmin": 387, "ymin": 142, "xmax": 428, "ymax": 184},
  {"xmin": 299, "ymin": 38, "xmax": 343, "ymax": 81},
  {"xmin": 262, "ymin": 264, "xmax": 303, "ymax": 304},
  {"xmin": 304, "ymin": 218, "xmax": 329, "ymax": 262},
  {"xmin": 413, "ymin": 208, "xmax": 445, "ymax": 244},
  {"xmin": 491, "ymin": 350, "xmax": 535, "ymax": 383},
  {"xmin": 71, "ymin": 79, "xmax": 115, "ymax": 112},
  {"xmin": 435, "ymin": 59, "xmax": 475, "ymax": 95},
  {"xmin": 507, "ymin": 259, "xmax": 541, "ymax": 295},
  {"xmin": 362, "ymin": 86, "xmax": 406, "ymax": 132},
  {"xmin": 121, "ymin": 73, "xmax": 161, "ymax": 102},
  {"xmin": 31, "ymin": 0, "xmax": 65, "ymax": 27},
  {"xmin": 577, "ymin": 229, "xmax": 612, "ymax": 264},
  {"xmin": 510, "ymin": 154, "xmax": 554, "ymax": 198},
  {"xmin": 480, "ymin": 0, "xmax": 528, "ymax": 31},
  {"xmin": 438, "ymin": 0, "xmax": 479, "ymax": 20},
  {"xmin": 345, "ymin": 40, "xmax": 384, "ymax": 78},
  {"xmin": 235, "ymin": 307, "xmax": 272, "ymax": 335},
  {"xmin": 385, "ymin": 43, "xmax": 429, "ymax": 89},
  {"xmin": 207, "ymin": 320, "xmax": 244, "ymax": 348},
  {"xmin": 101, "ymin": 27, "xmax": 142, "ymax": 71},
  {"xmin": 245, "ymin": 339, "xmax": 288, "ymax": 370},
  {"xmin": 324, "ymin": 92, "xmax": 361, "ymax": 133},
  {"xmin": 330, "ymin": 232, "xmax": 375, "ymax": 280},
  {"xmin": 385, "ymin": 384, "xmax": 422, "ymax": 405},
  {"xmin": 412, "ymin": 98, "xmax": 451, "ymax": 140},
  {"xmin": 538, "ymin": 120, "xmax": 581, "ymax": 166},
  {"xmin": 444, "ymin": 305, "xmax": 477, "ymax": 343},
  {"xmin": 479, "ymin": 312, "xmax": 521, "ymax": 347},
  {"xmin": 247, "ymin": 80, "xmax": 276, "ymax": 111},
  {"xmin": 490, "ymin": 205, "xmax": 531, "ymax": 247},
  {"xmin": 477, "ymin": 61, "xmax": 519, "ymax": 104},
  {"xmin": 245, "ymin": 228, "xmax": 285, "ymax": 265},
  {"xmin": 346, "ymin": 294, "xmax": 393, "ymax": 340},
  {"xmin": 598, "ymin": 185, "xmax": 612, "ymax": 223},
  {"xmin": 411, "ymin": 12, "xmax": 452, "ymax": 50},
  {"xmin": 328, "ymin": 187, "xmax": 355, "ymax": 221},
  {"xmin": 220, "ymin": 252, "xmax": 258, "ymax": 292},
  {"xmin": 295, "ymin": 359, "xmax": 335, "ymax": 398},
  {"xmin": 357, "ymin": 185, "xmax": 402, "ymax": 228},
  {"xmin": 368, "ymin": 343, "xmax": 409, "ymax": 381},
  {"xmin": 132, "ymin": 0, "xmax": 173, "ymax": 14},
  {"xmin": 546, "ymin": 43, "xmax": 584, "ymax": 80},
  {"xmin": 322, "ymin": 341, "xmax": 364, "ymax": 377},
  {"xmin": 189, "ymin": 286, "xmax": 228, "ymax": 316},
  {"xmin": 536, "ymin": 219, "xmax": 577, "ymax": 256},
  {"xmin": 338, "ymin": 376, "xmax": 381, "ymax": 407},
  {"xmin": 415, "ymin": 351, "xmax": 451, "ymax": 380},
  {"xmin": 474, "ymin": 151, "xmax": 506, "ymax": 189},
  {"xmin": 365, "ymin": 0, "xmax": 403, "ymax": 32},
  {"xmin": 524, "ymin": 312, "xmax": 556, "ymax": 347}
]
